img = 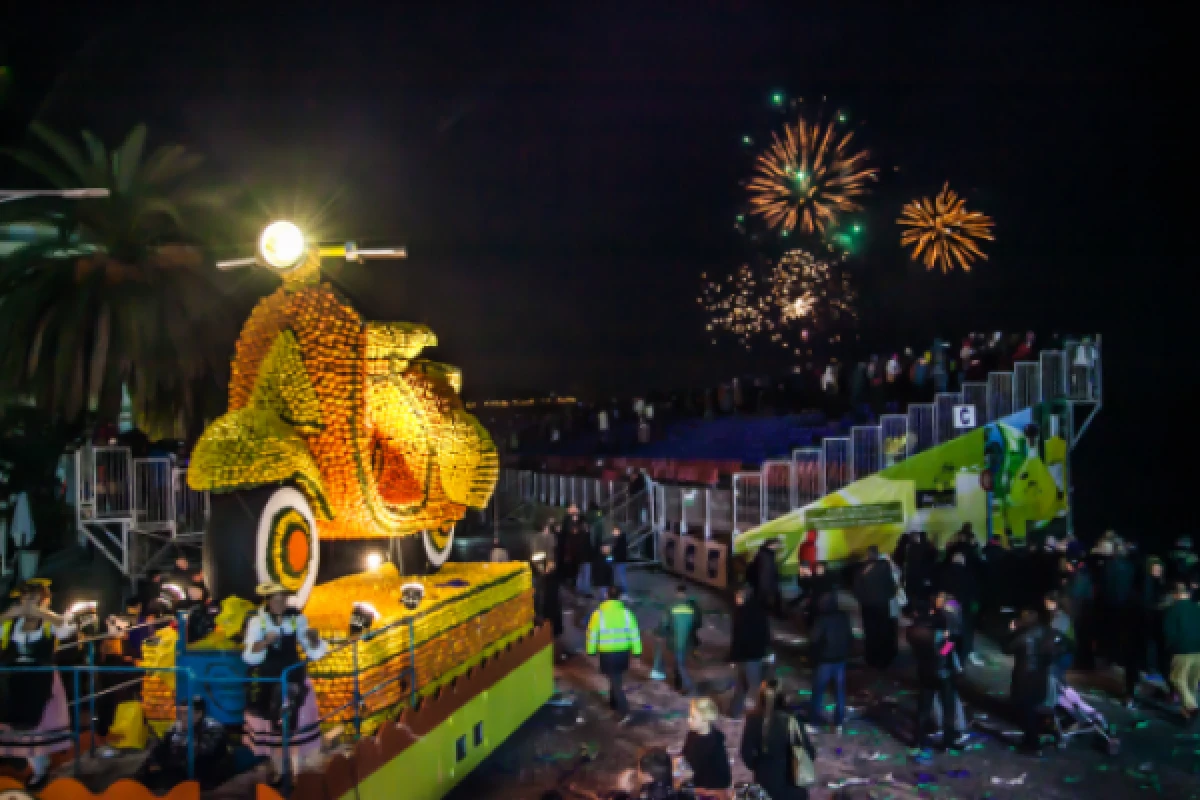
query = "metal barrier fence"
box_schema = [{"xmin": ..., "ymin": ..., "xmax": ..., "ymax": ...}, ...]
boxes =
[
  {"xmin": 173, "ymin": 469, "xmax": 209, "ymax": 537},
  {"xmin": 1013, "ymin": 361, "xmax": 1040, "ymax": 411},
  {"xmin": 791, "ymin": 447, "xmax": 821, "ymax": 507},
  {"xmin": 133, "ymin": 457, "xmax": 173, "ymax": 528},
  {"xmin": 879, "ymin": 414, "xmax": 908, "ymax": 467},
  {"xmin": 1, "ymin": 613, "xmax": 421, "ymax": 789},
  {"xmin": 849, "ymin": 425, "xmax": 882, "ymax": 481},
  {"xmin": 960, "ymin": 382, "xmax": 987, "ymax": 430},
  {"xmin": 1040, "ymin": 349, "xmax": 1066, "ymax": 401},
  {"xmin": 731, "ymin": 471, "xmax": 763, "ymax": 538},
  {"xmin": 933, "ymin": 392, "xmax": 962, "ymax": 445},
  {"xmin": 987, "ymin": 371, "xmax": 1014, "ymax": 422},
  {"xmin": 762, "ymin": 459, "xmax": 793, "ymax": 521},
  {"xmin": 821, "ymin": 436, "xmax": 851, "ymax": 495},
  {"xmin": 92, "ymin": 446, "xmax": 134, "ymax": 518},
  {"xmin": 907, "ymin": 403, "xmax": 935, "ymax": 456}
]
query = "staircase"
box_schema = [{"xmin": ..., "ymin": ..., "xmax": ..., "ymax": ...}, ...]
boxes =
[{"xmin": 73, "ymin": 445, "xmax": 209, "ymax": 589}]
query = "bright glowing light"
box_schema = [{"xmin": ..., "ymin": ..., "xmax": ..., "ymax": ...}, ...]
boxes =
[
  {"xmin": 353, "ymin": 601, "xmax": 380, "ymax": 620},
  {"xmin": 365, "ymin": 552, "xmax": 384, "ymax": 571},
  {"xmin": 259, "ymin": 220, "xmax": 307, "ymax": 269},
  {"xmin": 531, "ymin": 552, "xmax": 547, "ymax": 563},
  {"xmin": 66, "ymin": 601, "xmax": 97, "ymax": 617}
]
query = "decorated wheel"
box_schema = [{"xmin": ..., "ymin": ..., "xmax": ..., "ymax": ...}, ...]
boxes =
[
  {"xmin": 423, "ymin": 525, "xmax": 455, "ymax": 568},
  {"xmin": 204, "ymin": 484, "xmax": 320, "ymax": 607}
]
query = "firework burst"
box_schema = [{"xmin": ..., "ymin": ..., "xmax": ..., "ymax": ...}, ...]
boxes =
[
  {"xmin": 701, "ymin": 250, "xmax": 857, "ymax": 356},
  {"xmin": 746, "ymin": 116, "xmax": 878, "ymax": 237},
  {"xmin": 898, "ymin": 183, "xmax": 995, "ymax": 273},
  {"xmin": 699, "ymin": 263, "xmax": 770, "ymax": 351},
  {"xmin": 765, "ymin": 249, "xmax": 858, "ymax": 355}
]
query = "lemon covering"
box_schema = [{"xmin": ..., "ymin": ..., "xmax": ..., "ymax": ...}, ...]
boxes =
[
  {"xmin": 304, "ymin": 562, "xmax": 534, "ymax": 730},
  {"xmin": 139, "ymin": 562, "xmax": 534, "ymax": 733},
  {"xmin": 187, "ymin": 283, "xmax": 499, "ymax": 539}
]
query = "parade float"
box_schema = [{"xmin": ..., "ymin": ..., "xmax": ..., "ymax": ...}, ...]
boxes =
[{"xmin": 133, "ymin": 221, "xmax": 552, "ymax": 799}]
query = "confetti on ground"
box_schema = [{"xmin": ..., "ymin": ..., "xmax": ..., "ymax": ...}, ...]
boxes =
[{"xmin": 990, "ymin": 773, "xmax": 1027, "ymax": 786}]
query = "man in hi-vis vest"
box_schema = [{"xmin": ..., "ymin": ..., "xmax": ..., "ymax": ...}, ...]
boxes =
[{"xmin": 587, "ymin": 585, "xmax": 642, "ymax": 723}]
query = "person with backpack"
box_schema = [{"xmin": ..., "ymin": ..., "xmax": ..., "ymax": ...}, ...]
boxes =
[
  {"xmin": 740, "ymin": 679, "xmax": 816, "ymax": 799},
  {"xmin": 729, "ymin": 587, "xmax": 771, "ymax": 717}
]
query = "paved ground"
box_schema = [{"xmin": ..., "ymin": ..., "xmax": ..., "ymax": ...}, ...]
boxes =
[{"xmin": 446, "ymin": 567, "xmax": 1200, "ymax": 800}]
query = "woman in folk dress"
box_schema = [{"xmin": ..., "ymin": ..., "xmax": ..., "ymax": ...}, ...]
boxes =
[
  {"xmin": 0, "ymin": 581, "xmax": 77, "ymax": 788},
  {"xmin": 241, "ymin": 582, "xmax": 328, "ymax": 783}
]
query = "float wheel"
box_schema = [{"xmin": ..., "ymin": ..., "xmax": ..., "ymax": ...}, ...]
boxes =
[{"xmin": 204, "ymin": 485, "xmax": 320, "ymax": 607}]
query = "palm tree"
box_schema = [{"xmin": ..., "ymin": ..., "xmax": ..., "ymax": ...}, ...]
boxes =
[{"xmin": 0, "ymin": 123, "xmax": 236, "ymax": 437}]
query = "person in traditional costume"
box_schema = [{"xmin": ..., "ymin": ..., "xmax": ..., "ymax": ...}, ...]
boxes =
[
  {"xmin": 0, "ymin": 581, "xmax": 77, "ymax": 787},
  {"xmin": 241, "ymin": 582, "xmax": 327, "ymax": 784}
]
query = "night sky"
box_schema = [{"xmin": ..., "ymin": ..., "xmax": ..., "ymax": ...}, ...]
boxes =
[{"xmin": 0, "ymin": 3, "xmax": 1182, "ymax": 538}]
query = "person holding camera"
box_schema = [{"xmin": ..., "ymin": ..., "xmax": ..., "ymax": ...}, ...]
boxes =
[{"xmin": 241, "ymin": 582, "xmax": 328, "ymax": 785}]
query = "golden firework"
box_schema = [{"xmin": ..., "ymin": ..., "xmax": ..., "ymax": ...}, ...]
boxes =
[
  {"xmin": 765, "ymin": 249, "xmax": 857, "ymax": 355},
  {"xmin": 746, "ymin": 117, "xmax": 877, "ymax": 236},
  {"xmin": 898, "ymin": 183, "xmax": 995, "ymax": 273},
  {"xmin": 699, "ymin": 263, "xmax": 770, "ymax": 351}
]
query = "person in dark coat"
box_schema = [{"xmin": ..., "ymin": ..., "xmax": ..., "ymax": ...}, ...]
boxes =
[
  {"xmin": 904, "ymin": 532, "xmax": 938, "ymax": 605},
  {"xmin": 808, "ymin": 592, "xmax": 852, "ymax": 731},
  {"xmin": 681, "ymin": 697, "xmax": 731, "ymax": 792},
  {"xmin": 1065, "ymin": 560, "xmax": 1096, "ymax": 669},
  {"xmin": 1141, "ymin": 557, "xmax": 1170, "ymax": 677},
  {"xmin": 1004, "ymin": 608, "xmax": 1063, "ymax": 754},
  {"xmin": 610, "ymin": 527, "xmax": 630, "ymax": 595},
  {"xmin": 980, "ymin": 534, "xmax": 1007, "ymax": 620},
  {"xmin": 806, "ymin": 561, "xmax": 838, "ymax": 629},
  {"xmin": 741, "ymin": 679, "xmax": 816, "ymax": 800},
  {"xmin": 592, "ymin": 543, "xmax": 615, "ymax": 592},
  {"xmin": 535, "ymin": 560, "xmax": 565, "ymax": 639},
  {"xmin": 938, "ymin": 552, "xmax": 980, "ymax": 665},
  {"xmin": 562, "ymin": 505, "xmax": 593, "ymax": 595},
  {"xmin": 854, "ymin": 546, "xmax": 899, "ymax": 669},
  {"xmin": 750, "ymin": 540, "xmax": 783, "ymax": 616},
  {"xmin": 907, "ymin": 597, "xmax": 963, "ymax": 749},
  {"xmin": 728, "ymin": 587, "xmax": 770, "ymax": 717}
]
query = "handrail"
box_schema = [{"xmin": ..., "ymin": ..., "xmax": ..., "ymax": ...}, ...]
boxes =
[{"xmin": 0, "ymin": 605, "xmax": 432, "ymax": 791}]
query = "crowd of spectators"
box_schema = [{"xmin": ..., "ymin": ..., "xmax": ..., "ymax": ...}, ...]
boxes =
[{"xmin": 483, "ymin": 330, "xmax": 1097, "ymax": 456}]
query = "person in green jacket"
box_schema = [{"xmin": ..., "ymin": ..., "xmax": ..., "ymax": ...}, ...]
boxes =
[
  {"xmin": 586, "ymin": 586, "xmax": 643, "ymax": 722},
  {"xmin": 664, "ymin": 585, "xmax": 698, "ymax": 694},
  {"xmin": 1163, "ymin": 582, "xmax": 1200, "ymax": 721}
]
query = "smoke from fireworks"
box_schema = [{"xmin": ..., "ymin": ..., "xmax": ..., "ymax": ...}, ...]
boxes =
[
  {"xmin": 746, "ymin": 116, "xmax": 878, "ymax": 238},
  {"xmin": 898, "ymin": 183, "xmax": 995, "ymax": 273}
]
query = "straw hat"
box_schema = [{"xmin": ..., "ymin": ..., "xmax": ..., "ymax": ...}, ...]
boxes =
[{"xmin": 255, "ymin": 582, "xmax": 290, "ymax": 598}]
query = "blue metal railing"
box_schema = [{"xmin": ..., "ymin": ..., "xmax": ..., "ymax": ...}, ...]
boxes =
[{"xmin": 0, "ymin": 613, "xmax": 420, "ymax": 788}]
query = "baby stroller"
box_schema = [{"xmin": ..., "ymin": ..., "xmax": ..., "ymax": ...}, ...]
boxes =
[{"xmin": 1047, "ymin": 675, "xmax": 1119, "ymax": 755}]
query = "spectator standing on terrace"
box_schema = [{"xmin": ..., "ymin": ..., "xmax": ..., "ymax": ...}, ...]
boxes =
[
  {"xmin": 663, "ymin": 585, "xmax": 697, "ymax": 694},
  {"xmin": 562, "ymin": 505, "xmax": 593, "ymax": 596},
  {"xmin": 1163, "ymin": 582, "xmax": 1200, "ymax": 722},
  {"xmin": 728, "ymin": 587, "xmax": 770, "ymax": 717},
  {"xmin": 1012, "ymin": 331, "xmax": 1036, "ymax": 362},
  {"xmin": 912, "ymin": 351, "xmax": 931, "ymax": 399},
  {"xmin": 932, "ymin": 345, "xmax": 949, "ymax": 393},
  {"xmin": 1005, "ymin": 608, "xmax": 1062, "ymax": 755},
  {"xmin": 908, "ymin": 596, "xmax": 963, "ymax": 749},
  {"xmin": 939, "ymin": 552, "xmax": 982, "ymax": 666},
  {"xmin": 904, "ymin": 531, "xmax": 938, "ymax": 606},
  {"xmin": 586, "ymin": 586, "xmax": 642, "ymax": 724},
  {"xmin": 682, "ymin": 697, "xmax": 732, "ymax": 793},
  {"xmin": 609, "ymin": 526, "xmax": 629, "ymax": 595},
  {"xmin": 749, "ymin": 540, "xmax": 782, "ymax": 616},
  {"xmin": 1142, "ymin": 557, "xmax": 1170, "ymax": 677},
  {"xmin": 808, "ymin": 592, "xmax": 852, "ymax": 734},
  {"xmin": 1169, "ymin": 537, "xmax": 1198, "ymax": 585},
  {"xmin": 854, "ymin": 546, "xmax": 899, "ymax": 669},
  {"xmin": 741, "ymin": 679, "xmax": 816, "ymax": 800}
]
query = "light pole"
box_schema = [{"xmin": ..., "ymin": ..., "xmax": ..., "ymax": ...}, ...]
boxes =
[{"xmin": 0, "ymin": 188, "xmax": 110, "ymax": 204}]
